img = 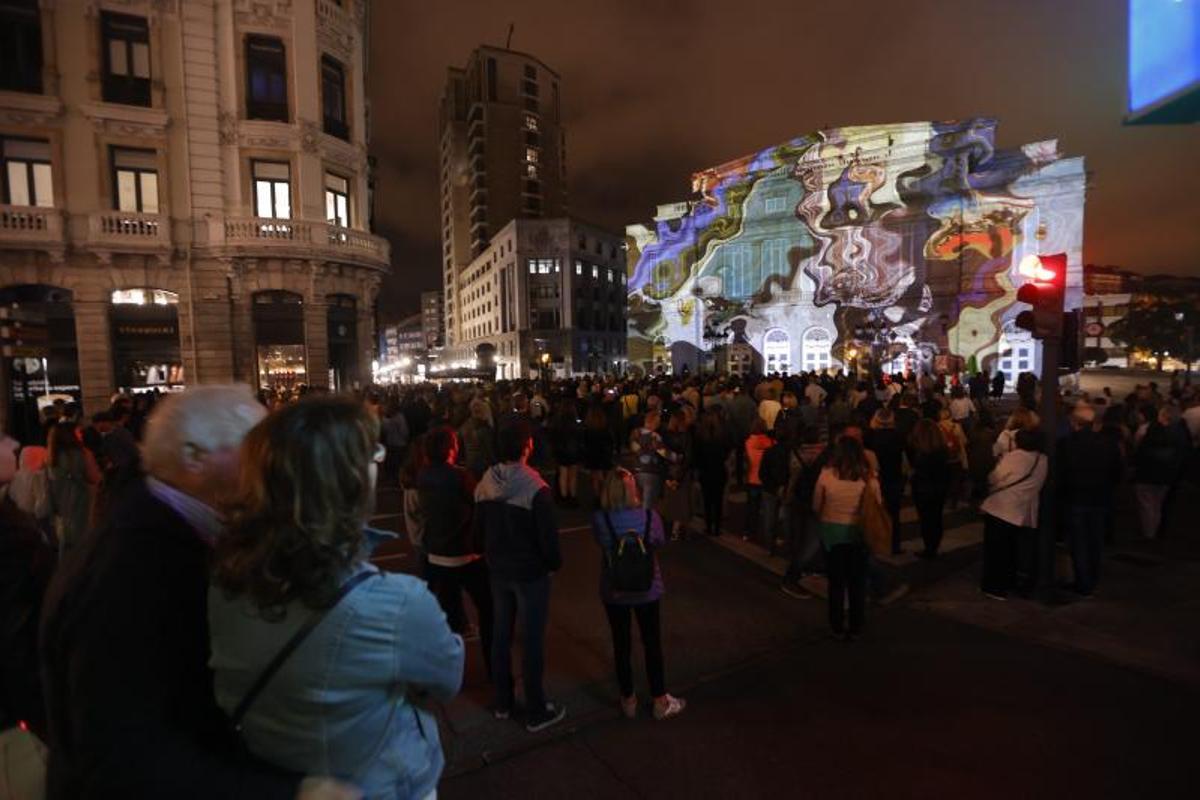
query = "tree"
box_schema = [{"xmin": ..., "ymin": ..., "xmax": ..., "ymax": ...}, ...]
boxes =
[{"xmin": 1106, "ymin": 299, "xmax": 1199, "ymax": 371}]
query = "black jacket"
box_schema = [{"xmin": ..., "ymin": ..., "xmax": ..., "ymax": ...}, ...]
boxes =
[
  {"xmin": 1059, "ymin": 427, "xmax": 1123, "ymax": 507},
  {"xmin": 865, "ymin": 428, "xmax": 905, "ymax": 486},
  {"xmin": 417, "ymin": 462, "xmax": 478, "ymax": 558},
  {"xmin": 473, "ymin": 463, "xmax": 562, "ymax": 582},
  {"xmin": 0, "ymin": 494, "xmax": 54, "ymax": 736},
  {"xmin": 39, "ymin": 480, "xmax": 297, "ymax": 799}
]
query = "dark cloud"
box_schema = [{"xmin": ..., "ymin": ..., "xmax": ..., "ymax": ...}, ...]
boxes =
[{"xmin": 368, "ymin": 0, "xmax": 1198, "ymax": 319}]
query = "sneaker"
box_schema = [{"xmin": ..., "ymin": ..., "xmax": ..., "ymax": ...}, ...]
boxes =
[
  {"xmin": 652, "ymin": 694, "xmax": 686, "ymax": 721},
  {"xmin": 620, "ymin": 695, "xmax": 638, "ymax": 720},
  {"xmin": 780, "ymin": 581, "xmax": 813, "ymax": 600},
  {"xmin": 982, "ymin": 590, "xmax": 1008, "ymax": 601},
  {"xmin": 525, "ymin": 702, "xmax": 567, "ymax": 733},
  {"xmin": 492, "ymin": 706, "xmax": 511, "ymax": 721}
]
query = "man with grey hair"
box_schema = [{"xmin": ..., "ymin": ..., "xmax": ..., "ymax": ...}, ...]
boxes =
[
  {"xmin": 1058, "ymin": 400, "xmax": 1123, "ymax": 597},
  {"xmin": 40, "ymin": 386, "xmax": 358, "ymax": 800}
]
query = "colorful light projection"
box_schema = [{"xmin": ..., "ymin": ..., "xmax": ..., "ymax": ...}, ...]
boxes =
[{"xmin": 625, "ymin": 118, "xmax": 1085, "ymax": 377}]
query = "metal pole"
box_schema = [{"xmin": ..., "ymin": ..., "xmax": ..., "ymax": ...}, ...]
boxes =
[{"xmin": 1037, "ymin": 332, "xmax": 1060, "ymax": 598}]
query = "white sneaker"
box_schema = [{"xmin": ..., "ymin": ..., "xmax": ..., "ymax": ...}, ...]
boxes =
[{"xmin": 653, "ymin": 694, "xmax": 686, "ymax": 721}]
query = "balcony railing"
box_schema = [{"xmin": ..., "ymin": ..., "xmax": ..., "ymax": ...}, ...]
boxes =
[
  {"xmin": 316, "ymin": 0, "xmax": 352, "ymax": 28},
  {"xmin": 0, "ymin": 205, "xmax": 66, "ymax": 259},
  {"xmin": 84, "ymin": 211, "xmax": 172, "ymax": 263},
  {"xmin": 220, "ymin": 217, "xmax": 390, "ymax": 269}
]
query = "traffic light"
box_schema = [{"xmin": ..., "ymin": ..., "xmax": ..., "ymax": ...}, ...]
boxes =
[{"xmin": 1014, "ymin": 253, "xmax": 1066, "ymax": 340}]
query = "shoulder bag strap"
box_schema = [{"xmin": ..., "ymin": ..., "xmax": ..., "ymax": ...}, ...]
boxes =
[
  {"xmin": 989, "ymin": 454, "xmax": 1042, "ymax": 496},
  {"xmin": 230, "ymin": 569, "xmax": 378, "ymax": 731}
]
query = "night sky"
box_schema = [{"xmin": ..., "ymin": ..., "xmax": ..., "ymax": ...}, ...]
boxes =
[{"xmin": 367, "ymin": 0, "xmax": 1199, "ymax": 321}]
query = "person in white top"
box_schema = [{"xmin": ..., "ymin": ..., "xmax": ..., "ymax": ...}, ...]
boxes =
[
  {"xmin": 804, "ymin": 380, "xmax": 827, "ymax": 409},
  {"xmin": 948, "ymin": 386, "xmax": 976, "ymax": 429},
  {"xmin": 979, "ymin": 429, "xmax": 1048, "ymax": 599}
]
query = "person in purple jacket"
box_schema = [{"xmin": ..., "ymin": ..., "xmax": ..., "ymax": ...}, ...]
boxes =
[{"xmin": 591, "ymin": 469, "xmax": 686, "ymax": 721}]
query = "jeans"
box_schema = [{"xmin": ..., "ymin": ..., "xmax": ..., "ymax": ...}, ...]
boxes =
[
  {"xmin": 744, "ymin": 484, "xmax": 763, "ymax": 537},
  {"xmin": 1068, "ymin": 505, "xmax": 1107, "ymax": 595},
  {"xmin": 699, "ymin": 475, "xmax": 726, "ymax": 535},
  {"xmin": 603, "ymin": 601, "xmax": 665, "ymax": 698},
  {"xmin": 783, "ymin": 503, "xmax": 822, "ymax": 581},
  {"xmin": 913, "ymin": 490, "xmax": 947, "ymax": 555},
  {"xmin": 761, "ymin": 490, "xmax": 781, "ymax": 551},
  {"xmin": 491, "ymin": 574, "xmax": 552, "ymax": 712},
  {"xmin": 425, "ymin": 558, "xmax": 494, "ymax": 676},
  {"xmin": 1134, "ymin": 483, "xmax": 1169, "ymax": 539},
  {"xmin": 636, "ymin": 472, "xmax": 664, "ymax": 511},
  {"xmin": 826, "ymin": 543, "xmax": 867, "ymax": 634},
  {"xmin": 981, "ymin": 513, "xmax": 1021, "ymax": 595}
]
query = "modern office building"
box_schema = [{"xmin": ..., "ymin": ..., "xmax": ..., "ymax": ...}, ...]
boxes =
[
  {"xmin": 438, "ymin": 45, "xmax": 568, "ymax": 348},
  {"xmin": 0, "ymin": 0, "xmax": 390, "ymax": 436},
  {"xmin": 445, "ymin": 217, "xmax": 626, "ymax": 379},
  {"xmin": 627, "ymin": 118, "xmax": 1086, "ymax": 379}
]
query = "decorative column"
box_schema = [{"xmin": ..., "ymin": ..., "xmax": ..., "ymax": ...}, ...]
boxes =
[
  {"xmin": 304, "ymin": 261, "xmax": 330, "ymax": 390},
  {"xmin": 72, "ymin": 287, "xmax": 114, "ymax": 415}
]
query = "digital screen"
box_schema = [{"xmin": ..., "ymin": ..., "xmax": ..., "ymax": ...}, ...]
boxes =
[
  {"xmin": 1128, "ymin": 0, "xmax": 1200, "ymax": 117},
  {"xmin": 625, "ymin": 119, "xmax": 1086, "ymax": 379}
]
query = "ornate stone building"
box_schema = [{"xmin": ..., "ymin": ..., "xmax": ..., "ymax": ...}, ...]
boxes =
[{"xmin": 0, "ymin": 0, "xmax": 389, "ymax": 435}]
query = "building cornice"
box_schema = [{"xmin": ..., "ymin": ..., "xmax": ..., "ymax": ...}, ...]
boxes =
[
  {"xmin": 0, "ymin": 91, "xmax": 65, "ymax": 128},
  {"xmin": 81, "ymin": 101, "xmax": 171, "ymax": 139}
]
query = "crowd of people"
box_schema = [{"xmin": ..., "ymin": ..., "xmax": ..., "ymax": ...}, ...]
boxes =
[{"xmin": 1, "ymin": 364, "xmax": 1198, "ymax": 798}]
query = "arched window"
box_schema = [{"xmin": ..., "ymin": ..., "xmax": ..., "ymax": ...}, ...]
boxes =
[
  {"xmin": 763, "ymin": 328, "xmax": 791, "ymax": 374},
  {"xmin": 802, "ymin": 326, "xmax": 832, "ymax": 372}
]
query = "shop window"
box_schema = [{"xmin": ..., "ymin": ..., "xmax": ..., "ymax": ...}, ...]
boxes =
[
  {"xmin": 1, "ymin": 137, "xmax": 53, "ymax": 207},
  {"xmin": 101, "ymin": 12, "xmax": 150, "ymax": 106},
  {"xmin": 246, "ymin": 36, "xmax": 288, "ymax": 121},
  {"xmin": 111, "ymin": 147, "xmax": 159, "ymax": 214}
]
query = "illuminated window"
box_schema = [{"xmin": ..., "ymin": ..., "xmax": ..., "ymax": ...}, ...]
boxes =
[
  {"xmin": 112, "ymin": 147, "xmax": 159, "ymax": 213},
  {"xmin": 524, "ymin": 114, "xmax": 539, "ymax": 131},
  {"xmin": 324, "ymin": 172, "xmax": 349, "ymax": 227},
  {"xmin": 575, "ymin": 260, "xmax": 583, "ymax": 275},
  {"xmin": 525, "ymin": 147, "xmax": 539, "ymax": 164},
  {"xmin": 526, "ymin": 163, "xmax": 539, "ymax": 179},
  {"xmin": 253, "ymin": 160, "xmax": 291, "ymax": 219},
  {"xmin": 592, "ymin": 265, "xmax": 599, "ymax": 279},
  {"xmin": 764, "ymin": 196, "xmax": 786, "ymax": 215},
  {"xmin": 2, "ymin": 137, "xmax": 53, "ymax": 207}
]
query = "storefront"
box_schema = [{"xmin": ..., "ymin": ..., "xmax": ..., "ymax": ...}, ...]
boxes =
[
  {"xmin": 1, "ymin": 284, "xmax": 79, "ymax": 444},
  {"xmin": 326, "ymin": 293, "xmax": 358, "ymax": 392},
  {"xmin": 252, "ymin": 290, "xmax": 306, "ymax": 391},
  {"xmin": 110, "ymin": 288, "xmax": 184, "ymax": 393}
]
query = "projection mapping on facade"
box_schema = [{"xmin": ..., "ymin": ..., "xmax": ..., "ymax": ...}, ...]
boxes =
[{"xmin": 626, "ymin": 118, "xmax": 1085, "ymax": 380}]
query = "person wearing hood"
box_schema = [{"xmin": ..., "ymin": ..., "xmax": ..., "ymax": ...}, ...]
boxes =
[{"xmin": 474, "ymin": 420, "xmax": 566, "ymax": 734}]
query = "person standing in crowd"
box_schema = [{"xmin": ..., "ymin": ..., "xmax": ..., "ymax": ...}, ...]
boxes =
[
  {"xmin": 966, "ymin": 408, "xmax": 999, "ymax": 504},
  {"xmin": 994, "ymin": 407, "xmax": 1040, "ymax": 458},
  {"xmin": 379, "ymin": 399, "xmax": 409, "ymax": 483},
  {"xmin": 779, "ymin": 426, "xmax": 827, "ymax": 599},
  {"xmin": 418, "ymin": 426, "xmax": 493, "ymax": 673},
  {"xmin": 474, "ymin": 421, "xmax": 566, "ymax": 733},
  {"xmin": 937, "ymin": 408, "xmax": 970, "ymax": 508},
  {"xmin": 458, "ymin": 398, "xmax": 497, "ymax": 481},
  {"xmin": 1132, "ymin": 405, "xmax": 1184, "ymax": 539},
  {"xmin": 948, "ymin": 385, "xmax": 976, "ymax": 436},
  {"xmin": 41, "ymin": 386, "xmax": 358, "ymax": 799},
  {"xmin": 758, "ymin": 385, "xmax": 782, "ymax": 432},
  {"xmin": 907, "ymin": 418, "xmax": 951, "ymax": 559},
  {"xmin": 582, "ymin": 402, "xmax": 616, "ymax": 502},
  {"xmin": 209, "ymin": 397, "xmax": 463, "ymax": 799},
  {"xmin": 866, "ymin": 409, "xmax": 905, "ymax": 555},
  {"xmin": 7, "ymin": 444, "xmax": 49, "ymax": 527},
  {"xmin": 399, "ymin": 439, "xmax": 430, "ymax": 574},
  {"xmin": 727, "ymin": 386, "xmax": 757, "ymax": 486},
  {"xmin": 45, "ymin": 422, "xmax": 101, "ymax": 556},
  {"xmin": 549, "ymin": 399, "xmax": 583, "ymax": 506},
  {"xmin": 659, "ymin": 411, "xmax": 695, "ymax": 540},
  {"xmin": 813, "ymin": 437, "xmax": 880, "ymax": 640},
  {"xmin": 1058, "ymin": 404, "xmax": 1123, "ymax": 597},
  {"xmin": 694, "ymin": 407, "xmax": 732, "ymax": 537},
  {"xmin": 743, "ymin": 418, "xmax": 774, "ymax": 543},
  {"xmin": 591, "ymin": 470, "xmax": 687, "ymax": 721},
  {"xmin": 758, "ymin": 426, "xmax": 793, "ymax": 555},
  {"xmin": 629, "ymin": 410, "xmax": 674, "ymax": 511},
  {"xmin": 991, "ymin": 369, "xmax": 1006, "ymax": 399},
  {"xmin": 979, "ymin": 429, "xmax": 1048, "ymax": 600}
]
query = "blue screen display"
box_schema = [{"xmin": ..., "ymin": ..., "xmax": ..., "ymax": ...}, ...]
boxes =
[{"xmin": 1129, "ymin": 0, "xmax": 1200, "ymax": 113}]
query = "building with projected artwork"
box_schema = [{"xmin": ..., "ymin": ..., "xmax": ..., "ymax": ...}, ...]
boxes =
[{"xmin": 626, "ymin": 118, "xmax": 1085, "ymax": 382}]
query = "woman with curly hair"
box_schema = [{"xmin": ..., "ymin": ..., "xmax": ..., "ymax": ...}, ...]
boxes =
[{"xmin": 208, "ymin": 396, "xmax": 464, "ymax": 800}]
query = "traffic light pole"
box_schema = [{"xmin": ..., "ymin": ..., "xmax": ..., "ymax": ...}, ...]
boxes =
[{"xmin": 1036, "ymin": 332, "xmax": 1061, "ymax": 599}]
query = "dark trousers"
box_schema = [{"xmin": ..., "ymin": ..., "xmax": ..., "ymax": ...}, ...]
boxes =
[
  {"xmin": 699, "ymin": 475, "xmax": 726, "ymax": 535},
  {"xmin": 826, "ymin": 543, "xmax": 867, "ymax": 635},
  {"xmin": 744, "ymin": 484, "xmax": 762, "ymax": 537},
  {"xmin": 734, "ymin": 439, "xmax": 747, "ymax": 485},
  {"xmin": 425, "ymin": 558, "xmax": 494, "ymax": 675},
  {"xmin": 603, "ymin": 601, "xmax": 665, "ymax": 698},
  {"xmin": 1068, "ymin": 505, "xmax": 1107, "ymax": 595},
  {"xmin": 783, "ymin": 504, "xmax": 820, "ymax": 581},
  {"xmin": 491, "ymin": 574, "xmax": 551, "ymax": 712},
  {"xmin": 913, "ymin": 490, "xmax": 947, "ymax": 555},
  {"xmin": 881, "ymin": 480, "xmax": 903, "ymax": 554},
  {"xmin": 981, "ymin": 514, "xmax": 1021, "ymax": 595}
]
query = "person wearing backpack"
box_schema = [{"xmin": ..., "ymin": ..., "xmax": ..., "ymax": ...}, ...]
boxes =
[{"xmin": 591, "ymin": 469, "xmax": 685, "ymax": 721}]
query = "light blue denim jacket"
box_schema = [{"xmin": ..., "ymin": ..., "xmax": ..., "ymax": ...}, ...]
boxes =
[{"xmin": 208, "ymin": 531, "xmax": 464, "ymax": 799}]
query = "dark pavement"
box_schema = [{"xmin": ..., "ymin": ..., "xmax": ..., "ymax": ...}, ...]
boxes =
[{"xmin": 370, "ymin": 472, "xmax": 1200, "ymax": 799}]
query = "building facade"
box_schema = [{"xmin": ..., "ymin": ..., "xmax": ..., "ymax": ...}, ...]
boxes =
[
  {"xmin": 438, "ymin": 45, "xmax": 568, "ymax": 348},
  {"xmin": 444, "ymin": 218, "xmax": 626, "ymax": 379},
  {"xmin": 627, "ymin": 118, "xmax": 1086, "ymax": 380},
  {"xmin": 420, "ymin": 288, "xmax": 443, "ymax": 348},
  {"xmin": 0, "ymin": 0, "xmax": 389, "ymax": 436}
]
